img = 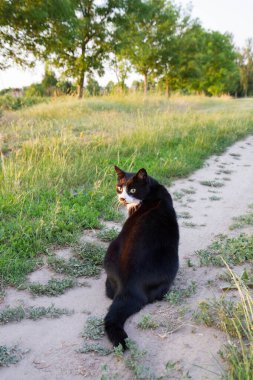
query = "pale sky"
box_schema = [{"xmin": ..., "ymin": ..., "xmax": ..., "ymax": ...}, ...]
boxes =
[{"xmin": 0, "ymin": 0, "xmax": 253, "ymax": 90}]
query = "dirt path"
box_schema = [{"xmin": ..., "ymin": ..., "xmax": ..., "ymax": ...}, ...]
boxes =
[{"xmin": 1, "ymin": 135, "xmax": 253, "ymax": 380}]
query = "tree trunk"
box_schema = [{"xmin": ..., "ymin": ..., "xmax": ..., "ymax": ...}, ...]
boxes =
[
  {"xmin": 78, "ymin": 69, "xmax": 85, "ymax": 99},
  {"xmin": 78, "ymin": 42, "xmax": 86, "ymax": 99},
  {"xmin": 165, "ymin": 78, "xmax": 170, "ymax": 97},
  {"xmin": 144, "ymin": 72, "xmax": 148, "ymax": 95}
]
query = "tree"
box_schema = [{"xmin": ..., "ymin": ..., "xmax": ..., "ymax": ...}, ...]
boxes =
[
  {"xmin": 111, "ymin": 55, "xmax": 131, "ymax": 92},
  {"xmin": 155, "ymin": 19, "xmax": 204, "ymax": 96},
  {"xmin": 86, "ymin": 76, "xmax": 100, "ymax": 96},
  {"xmin": 0, "ymin": 0, "xmax": 121, "ymax": 98},
  {"xmin": 239, "ymin": 39, "xmax": 253, "ymax": 97},
  {"xmin": 0, "ymin": 0, "xmax": 72, "ymax": 69},
  {"xmin": 114, "ymin": 0, "xmax": 180, "ymax": 95},
  {"xmin": 42, "ymin": 63, "xmax": 58, "ymax": 88},
  {"xmin": 199, "ymin": 31, "xmax": 239, "ymax": 96}
]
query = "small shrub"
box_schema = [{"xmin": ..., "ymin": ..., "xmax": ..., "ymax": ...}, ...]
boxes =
[
  {"xmin": 137, "ymin": 314, "xmax": 159, "ymax": 330},
  {"xmin": 97, "ymin": 228, "xmax": 119, "ymax": 242},
  {"xmin": 0, "ymin": 304, "xmax": 73, "ymax": 324},
  {"xmin": 82, "ymin": 316, "xmax": 105, "ymax": 340},
  {"xmin": 77, "ymin": 342, "xmax": 112, "ymax": 356},
  {"xmin": 197, "ymin": 234, "xmax": 253, "ymax": 266},
  {"xmin": 164, "ymin": 281, "xmax": 197, "ymax": 305},
  {"xmin": 200, "ymin": 180, "xmax": 224, "ymax": 188},
  {"xmin": 0, "ymin": 345, "xmax": 25, "ymax": 366},
  {"xmin": 27, "ymin": 278, "xmax": 76, "ymax": 296}
]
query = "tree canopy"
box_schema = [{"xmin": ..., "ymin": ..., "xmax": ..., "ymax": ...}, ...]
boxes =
[{"xmin": 0, "ymin": 0, "xmax": 247, "ymax": 97}]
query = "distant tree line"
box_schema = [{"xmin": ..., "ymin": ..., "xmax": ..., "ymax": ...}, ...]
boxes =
[{"xmin": 0, "ymin": 0, "xmax": 253, "ymax": 98}]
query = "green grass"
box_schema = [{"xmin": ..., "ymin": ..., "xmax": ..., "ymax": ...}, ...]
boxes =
[
  {"xmin": 230, "ymin": 205, "xmax": 253, "ymax": 230},
  {"xmin": 77, "ymin": 342, "xmax": 112, "ymax": 356},
  {"xmin": 137, "ymin": 314, "xmax": 159, "ymax": 330},
  {"xmin": 164, "ymin": 281, "xmax": 197, "ymax": 304},
  {"xmin": 197, "ymin": 233, "xmax": 253, "ymax": 266},
  {"xmin": 24, "ymin": 278, "xmax": 77, "ymax": 296},
  {"xmin": 97, "ymin": 227, "xmax": 119, "ymax": 242},
  {"xmin": 1, "ymin": 94, "xmax": 253, "ymax": 284},
  {"xmin": 48, "ymin": 242, "xmax": 105, "ymax": 277},
  {"xmin": 122, "ymin": 339, "xmax": 154, "ymax": 380},
  {"xmin": 82, "ymin": 316, "xmax": 105, "ymax": 340},
  {"xmin": 0, "ymin": 304, "xmax": 72, "ymax": 324},
  {"xmin": 194, "ymin": 266, "xmax": 253, "ymax": 380}
]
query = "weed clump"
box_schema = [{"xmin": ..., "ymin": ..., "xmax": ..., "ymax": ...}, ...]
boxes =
[
  {"xmin": 0, "ymin": 304, "xmax": 73, "ymax": 324},
  {"xmin": 48, "ymin": 242, "xmax": 105, "ymax": 277},
  {"xmin": 164, "ymin": 281, "xmax": 197, "ymax": 304},
  {"xmin": 26, "ymin": 278, "xmax": 76, "ymax": 296},
  {"xmin": 97, "ymin": 228, "xmax": 119, "ymax": 242},
  {"xmin": 82, "ymin": 316, "xmax": 105, "ymax": 340},
  {"xmin": 200, "ymin": 180, "xmax": 224, "ymax": 188},
  {"xmin": 0, "ymin": 345, "xmax": 26, "ymax": 367},
  {"xmin": 197, "ymin": 234, "xmax": 253, "ymax": 266},
  {"xmin": 77, "ymin": 342, "xmax": 112, "ymax": 356},
  {"xmin": 137, "ymin": 314, "xmax": 159, "ymax": 330}
]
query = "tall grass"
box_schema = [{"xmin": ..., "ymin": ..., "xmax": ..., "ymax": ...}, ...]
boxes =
[
  {"xmin": 1, "ymin": 94, "xmax": 253, "ymax": 284},
  {"xmin": 222, "ymin": 264, "xmax": 253, "ymax": 380}
]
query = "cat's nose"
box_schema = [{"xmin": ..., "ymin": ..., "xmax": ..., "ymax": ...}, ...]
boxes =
[{"xmin": 119, "ymin": 197, "xmax": 126, "ymax": 204}]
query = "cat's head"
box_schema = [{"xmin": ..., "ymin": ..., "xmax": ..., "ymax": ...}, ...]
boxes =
[{"xmin": 114, "ymin": 166, "xmax": 150, "ymax": 210}]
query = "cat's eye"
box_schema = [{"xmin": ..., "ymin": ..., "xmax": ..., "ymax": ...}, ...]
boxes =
[
  {"xmin": 130, "ymin": 188, "xmax": 136, "ymax": 194},
  {"xmin": 117, "ymin": 186, "xmax": 123, "ymax": 193}
]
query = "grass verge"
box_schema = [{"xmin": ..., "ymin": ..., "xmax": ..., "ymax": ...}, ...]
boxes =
[
  {"xmin": 194, "ymin": 265, "xmax": 253, "ymax": 380},
  {"xmin": 1, "ymin": 95, "xmax": 253, "ymax": 284}
]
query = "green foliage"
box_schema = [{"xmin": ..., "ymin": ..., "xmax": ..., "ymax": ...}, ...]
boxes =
[
  {"xmin": 86, "ymin": 76, "xmax": 101, "ymax": 97},
  {"xmin": 0, "ymin": 94, "xmax": 45, "ymax": 110},
  {"xmin": 77, "ymin": 342, "xmax": 112, "ymax": 356},
  {"xmin": 194, "ymin": 298, "xmax": 246, "ymax": 337},
  {"xmin": 199, "ymin": 180, "xmax": 224, "ymax": 187},
  {"xmin": 114, "ymin": 0, "xmax": 180, "ymax": 94},
  {"xmin": 0, "ymin": 1, "xmax": 242, "ymax": 96},
  {"xmin": 238, "ymin": 39, "xmax": 253, "ymax": 96},
  {"xmin": 0, "ymin": 345, "xmax": 24, "ymax": 367},
  {"xmin": 230, "ymin": 205, "xmax": 253, "ymax": 230},
  {"xmin": 48, "ymin": 242, "xmax": 105, "ymax": 278},
  {"xmin": 197, "ymin": 234, "xmax": 253, "ymax": 266},
  {"xmin": 0, "ymin": 304, "xmax": 72, "ymax": 324},
  {"xmin": 82, "ymin": 316, "xmax": 105, "ymax": 340},
  {"xmin": 97, "ymin": 228, "xmax": 119, "ymax": 242},
  {"xmin": 25, "ymin": 278, "xmax": 76, "ymax": 296},
  {"xmin": 164, "ymin": 281, "xmax": 197, "ymax": 305},
  {"xmin": 124, "ymin": 339, "xmax": 154, "ymax": 380},
  {"xmin": 137, "ymin": 314, "xmax": 159, "ymax": 330}
]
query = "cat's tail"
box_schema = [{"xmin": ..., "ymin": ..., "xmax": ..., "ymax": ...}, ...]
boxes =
[{"xmin": 104, "ymin": 291, "xmax": 146, "ymax": 350}]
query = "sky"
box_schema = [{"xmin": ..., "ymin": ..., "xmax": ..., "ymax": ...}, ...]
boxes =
[{"xmin": 0, "ymin": 0, "xmax": 253, "ymax": 90}]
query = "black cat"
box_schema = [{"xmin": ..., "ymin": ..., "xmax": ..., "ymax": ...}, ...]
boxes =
[{"xmin": 103, "ymin": 166, "xmax": 179, "ymax": 349}]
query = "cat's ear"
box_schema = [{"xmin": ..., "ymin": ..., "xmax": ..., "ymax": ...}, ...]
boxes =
[
  {"xmin": 136, "ymin": 168, "xmax": 148, "ymax": 182},
  {"xmin": 114, "ymin": 165, "xmax": 125, "ymax": 179}
]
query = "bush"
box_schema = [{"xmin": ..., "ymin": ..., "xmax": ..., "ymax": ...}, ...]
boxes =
[{"xmin": 0, "ymin": 94, "xmax": 46, "ymax": 111}]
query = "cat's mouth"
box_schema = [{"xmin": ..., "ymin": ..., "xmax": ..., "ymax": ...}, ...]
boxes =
[{"xmin": 119, "ymin": 199, "xmax": 128, "ymax": 205}]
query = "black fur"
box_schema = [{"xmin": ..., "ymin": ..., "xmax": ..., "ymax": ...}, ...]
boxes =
[{"xmin": 104, "ymin": 166, "xmax": 179, "ymax": 349}]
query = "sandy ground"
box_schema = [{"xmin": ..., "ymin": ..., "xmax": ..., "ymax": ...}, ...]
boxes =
[{"xmin": 1, "ymin": 135, "xmax": 253, "ymax": 380}]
